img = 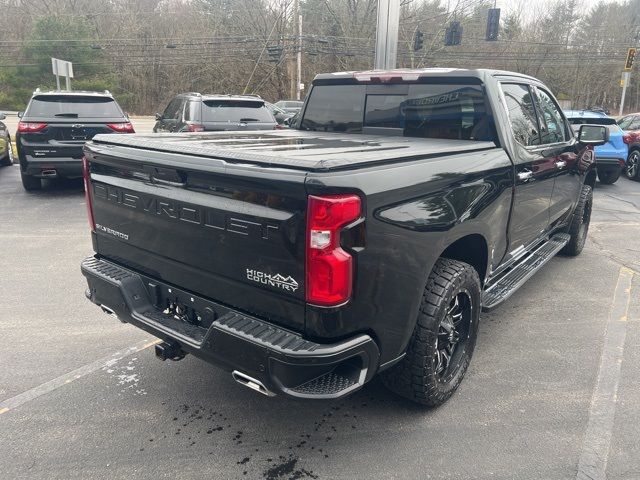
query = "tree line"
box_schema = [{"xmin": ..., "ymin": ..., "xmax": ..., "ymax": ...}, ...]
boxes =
[{"xmin": 0, "ymin": 0, "xmax": 639, "ymax": 115}]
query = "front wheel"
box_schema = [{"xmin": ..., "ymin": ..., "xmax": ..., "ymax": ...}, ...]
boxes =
[
  {"xmin": 381, "ymin": 258, "xmax": 481, "ymax": 407},
  {"xmin": 626, "ymin": 150, "xmax": 640, "ymax": 180},
  {"xmin": 597, "ymin": 168, "xmax": 620, "ymax": 185},
  {"xmin": 561, "ymin": 185, "xmax": 592, "ymax": 256}
]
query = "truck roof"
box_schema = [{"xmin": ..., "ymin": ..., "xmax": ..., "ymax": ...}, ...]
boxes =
[{"xmin": 313, "ymin": 68, "xmax": 539, "ymax": 84}]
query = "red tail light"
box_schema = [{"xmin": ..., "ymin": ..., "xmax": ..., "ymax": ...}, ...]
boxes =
[
  {"xmin": 82, "ymin": 157, "xmax": 95, "ymax": 232},
  {"xmin": 107, "ymin": 122, "xmax": 135, "ymax": 133},
  {"xmin": 623, "ymin": 133, "xmax": 632, "ymax": 144},
  {"xmin": 186, "ymin": 123, "xmax": 205, "ymax": 132},
  {"xmin": 306, "ymin": 194, "xmax": 361, "ymax": 306},
  {"xmin": 17, "ymin": 122, "xmax": 47, "ymax": 133},
  {"xmin": 274, "ymin": 124, "xmax": 285, "ymax": 130}
]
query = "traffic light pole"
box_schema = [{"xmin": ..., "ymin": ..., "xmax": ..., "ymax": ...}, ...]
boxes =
[
  {"xmin": 620, "ymin": 48, "xmax": 637, "ymax": 116},
  {"xmin": 620, "ymin": 72, "xmax": 630, "ymax": 117},
  {"xmin": 374, "ymin": 0, "xmax": 400, "ymax": 69}
]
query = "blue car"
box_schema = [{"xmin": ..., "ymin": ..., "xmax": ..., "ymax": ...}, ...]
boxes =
[{"xmin": 564, "ymin": 110, "xmax": 628, "ymax": 184}]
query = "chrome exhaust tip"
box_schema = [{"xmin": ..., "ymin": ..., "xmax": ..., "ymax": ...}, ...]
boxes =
[{"xmin": 232, "ymin": 371, "xmax": 276, "ymax": 397}]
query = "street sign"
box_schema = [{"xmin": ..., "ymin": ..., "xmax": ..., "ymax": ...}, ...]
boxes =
[
  {"xmin": 621, "ymin": 71, "xmax": 630, "ymax": 87},
  {"xmin": 51, "ymin": 58, "xmax": 73, "ymax": 90},
  {"xmin": 624, "ymin": 48, "xmax": 636, "ymax": 71}
]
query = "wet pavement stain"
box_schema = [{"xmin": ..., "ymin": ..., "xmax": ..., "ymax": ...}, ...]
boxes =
[
  {"xmin": 263, "ymin": 455, "xmax": 318, "ymax": 480},
  {"xmin": 137, "ymin": 392, "xmax": 382, "ymax": 479}
]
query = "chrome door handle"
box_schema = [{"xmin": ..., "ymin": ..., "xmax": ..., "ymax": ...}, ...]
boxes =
[
  {"xmin": 517, "ymin": 170, "xmax": 534, "ymax": 181},
  {"xmin": 555, "ymin": 160, "xmax": 567, "ymax": 169}
]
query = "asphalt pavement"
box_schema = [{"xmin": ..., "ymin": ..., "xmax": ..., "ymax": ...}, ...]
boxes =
[{"xmin": 0, "ymin": 164, "xmax": 639, "ymax": 480}]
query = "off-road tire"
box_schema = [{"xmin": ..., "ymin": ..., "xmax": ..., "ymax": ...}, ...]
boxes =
[
  {"xmin": 381, "ymin": 258, "xmax": 481, "ymax": 407},
  {"xmin": 561, "ymin": 185, "xmax": 592, "ymax": 257},
  {"xmin": 21, "ymin": 171, "xmax": 42, "ymax": 191},
  {"xmin": 626, "ymin": 150, "xmax": 640, "ymax": 180},
  {"xmin": 597, "ymin": 168, "xmax": 620, "ymax": 185}
]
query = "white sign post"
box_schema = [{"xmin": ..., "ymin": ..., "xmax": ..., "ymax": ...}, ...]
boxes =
[{"xmin": 51, "ymin": 58, "xmax": 74, "ymax": 91}]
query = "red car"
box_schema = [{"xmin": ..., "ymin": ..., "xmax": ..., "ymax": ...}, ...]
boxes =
[{"xmin": 617, "ymin": 113, "xmax": 640, "ymax": 180}]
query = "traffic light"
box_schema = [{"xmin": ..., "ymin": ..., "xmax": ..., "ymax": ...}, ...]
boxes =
[
  {"xmin": 413, "ymin": 29, "xmax": 424, "ymax": 51},
  {"xmin": 445, "ymin": 21, "xmax": 463, "ymax": 46},
  {"xmin": 486, "ymin": 8, "xmax": 501, "ymax": 41},
  {"xmin": 624, "ymin": 47, "xmax": 637, "ymax": 71},
  {"xmin": 267, "ymin": 45, "xmax": 283, "ymax": 63}
]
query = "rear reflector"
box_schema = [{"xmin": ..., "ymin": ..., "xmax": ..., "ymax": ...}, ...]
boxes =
[
  {"xmin": 82, "ymin": 157, "xmax": 95, "ymax": 232},
  {"xmin": 186, "ymin": 123, "xmax": 205, "ymax": 132},
  {"xmin": 17, "ymin": 122, "xmax": 47, "ymax": 133},
  {"xmin": 306, "ymin": 194, "xmax": 361, "ymax": 307},
  {"xmin": 107, "ymin": 122, "xmax": 135, "ymax": 133}
]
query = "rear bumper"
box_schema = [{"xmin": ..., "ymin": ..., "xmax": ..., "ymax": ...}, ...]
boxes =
[
  {"xmin": 596, "ymin": 157, "xmax": 625, "ymax": 169},
  {"xmin": 21, "ymin": 155, "xmax": 83, "ymax": 178},
  {"xmin": 81, "ymin": 256, "xmax": 380, "ymax": 399}
]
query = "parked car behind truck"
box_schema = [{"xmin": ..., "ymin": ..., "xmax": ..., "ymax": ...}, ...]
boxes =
[
  {"xmin": 564, "ymin": 109, "xmax": 628, "ymax": 184},
  {"xmin": 154, "ymin": 93, "xmax": 278, "ymax": 133},
  {"xmin": 16, "ymin": 90, "xmax": 134, "ymax": 191},
  {"xmin": 0, "ymin": 113, "xmax": 13, "ymax": 166},
  {"xmin": 81, "ymin": 69, "xmax": 606, "ymax": 407}
]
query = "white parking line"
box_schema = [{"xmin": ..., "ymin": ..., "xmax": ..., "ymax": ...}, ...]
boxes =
[
  {"xmin": 0, "ymin": 338, "xmax": 159, "ymax": 416},
  {"xmin": 576, "ymin": 267, "xmax": 634, "ymax": 480}
]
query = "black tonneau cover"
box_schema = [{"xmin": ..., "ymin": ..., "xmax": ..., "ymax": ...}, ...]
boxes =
[{"xmin": 89, "ymin": 130, "xmax": 496, "ymax": 171}]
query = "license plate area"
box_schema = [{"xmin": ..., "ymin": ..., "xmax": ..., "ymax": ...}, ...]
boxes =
[{"xmin": 145, "ymin": 280, "xmax": 229, "ymax": 330}]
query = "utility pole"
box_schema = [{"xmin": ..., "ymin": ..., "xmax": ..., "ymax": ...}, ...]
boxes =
[
  {"xmin": 374, "ymin": 0, "xmax": 400, "ymax": 69},
  {"xmin": 296, "ymin": 1, "xmax": 302, "ymax": 100}
]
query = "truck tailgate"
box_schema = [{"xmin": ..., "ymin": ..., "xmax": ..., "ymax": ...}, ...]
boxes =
[{"xmin": 84, "ymin": 142, "xmax": 308, "ymax": 331}]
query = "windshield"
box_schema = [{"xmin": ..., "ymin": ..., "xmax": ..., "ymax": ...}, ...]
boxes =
[
  {"xmin": 26, "ymin": 96, "xmax": 123, "ymax": 118},
  {"xmin": 201, "ymin": 100, "xmax": 274, "ymax": 123},
  {"xmin": 300, "ymin": 84, "xmax": 495, "ymax": 142}
]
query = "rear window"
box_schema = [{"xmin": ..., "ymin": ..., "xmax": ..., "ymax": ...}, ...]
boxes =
[
  {"xmin": 26, "ymin": 96, "xmax": 123, "ymax": 118},
  {"xmin": 201, "ymin": 100, "xmax": 274, "ymax": 123},
  {"xmin": 300, "ymin": 84, "xmax": 495, "ymax": 141}
]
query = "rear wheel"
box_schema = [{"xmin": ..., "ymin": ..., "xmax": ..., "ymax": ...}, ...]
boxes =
[
  {"xmin": 21, "ymin": 171, "xmax": 42, "ymax": 191},
  {"xmin": 597, "ymin": 168, "xmax": 620, "ymax": 185},
  {"xmin": 626, "ymin": 150, "xmax": 640, "ymax": 180},
  {"xmin": 381, "ymin": 258, "xmax": 481, "ymax": 407},
  {"xmin": 561, "ymin": 185, "xmax": 592, "ymax": 256}
]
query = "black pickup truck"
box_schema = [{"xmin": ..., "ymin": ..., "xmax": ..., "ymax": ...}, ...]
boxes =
[{"xmin": 81, "ymin": 69, "xmax": 607, "ymax": 406}]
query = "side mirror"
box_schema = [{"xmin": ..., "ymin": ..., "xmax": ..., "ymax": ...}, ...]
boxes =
[
  {"xmin": 578, "ymin": 124, "xmax": 608, "ymax": 146},
  {"xmin": 17, "ymin": 111, "xmax": 24, "ymax": 118},
  {"xmin": 155, "ymin": 113, "xmax": 162, "ymax": 121},
  {"xmin": 0, "ymin": 113, "xmax": 5, "ymax": 120}
]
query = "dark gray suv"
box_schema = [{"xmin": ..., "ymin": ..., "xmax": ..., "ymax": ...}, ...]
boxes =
[
  {"xmin": 16, "ymin": 90, "xmax": 133, "ymax": 191},
  {"xmin": 153, "ymin": 93, "xmax": 278, "ymax": 133}
]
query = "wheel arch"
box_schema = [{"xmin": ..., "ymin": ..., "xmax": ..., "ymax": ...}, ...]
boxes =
[
  {"xmin": 439, "ymin": 233, "xmax": 489, "ymax": 286},
  {"xmin": 584, "ymin": 168, "xmax": 597, "ymax": 189}
]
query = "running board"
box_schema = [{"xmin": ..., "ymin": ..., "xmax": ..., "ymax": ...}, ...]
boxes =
[{"xmin": 482, "ymin": 233, "xmax": 570, "ymax": 311}]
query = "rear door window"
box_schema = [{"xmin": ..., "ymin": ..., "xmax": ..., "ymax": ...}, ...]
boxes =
[
  {"xmin": 499, "ymin": 83, "xmax": 540, "ymax": 146},
  {"xmin": 26, "ymin": 96, "xmax": 123, "ymax": 118},
  {"xmin": 201, "ymin": 101, "xmax": 274, "ymax": 123}
]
